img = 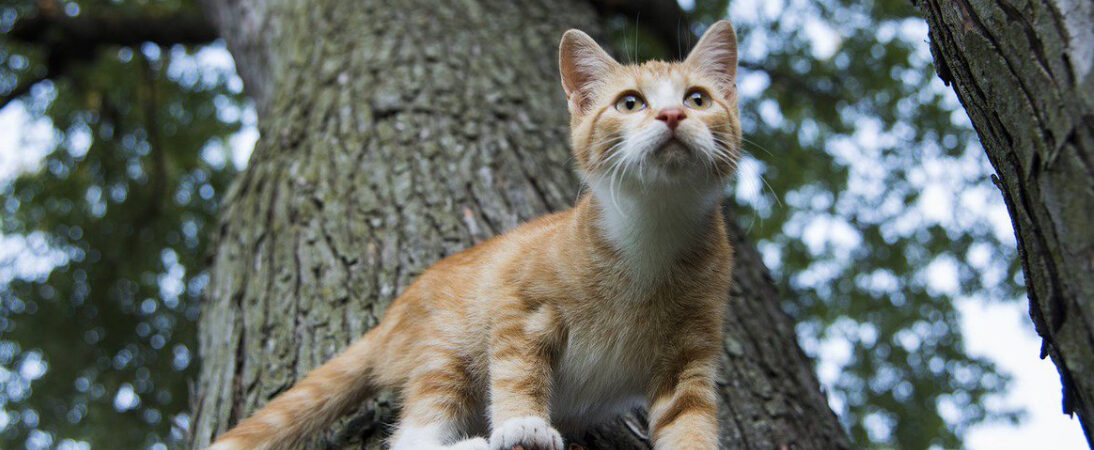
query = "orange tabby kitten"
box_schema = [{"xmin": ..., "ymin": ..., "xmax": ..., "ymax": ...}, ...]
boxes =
[{"xmin": 209, "ymin": 20, "xmax": 740, "ymax": 450}]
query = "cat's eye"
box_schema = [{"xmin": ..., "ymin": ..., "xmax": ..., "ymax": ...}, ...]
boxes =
[
  {"xmin": 614, "ymin": 93, "xmax": 647, "ymax": 112},
  {"xmin": 684, "ymin": 89, "xmax": 712, "ymax": 110}
]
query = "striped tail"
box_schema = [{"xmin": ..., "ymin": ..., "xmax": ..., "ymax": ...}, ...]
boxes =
[{"xmin": 207, "ymin": 329, "xmax": 382, "ymax": 450}]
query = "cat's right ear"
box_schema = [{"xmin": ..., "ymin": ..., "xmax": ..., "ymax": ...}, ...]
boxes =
[{"xmin": 559, "ymin": 29, "xmax": 618, "ymax": 113}]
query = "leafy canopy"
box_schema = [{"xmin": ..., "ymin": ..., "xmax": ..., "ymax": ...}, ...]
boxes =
[{"xmin": 0, "ymin": 0, "xmax": 244, "ymax": 447}]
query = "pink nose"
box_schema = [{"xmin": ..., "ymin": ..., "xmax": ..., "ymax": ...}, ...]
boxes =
[{"xmin": 656, "ymin": 107, "xmax": 687, "ymax": 130}]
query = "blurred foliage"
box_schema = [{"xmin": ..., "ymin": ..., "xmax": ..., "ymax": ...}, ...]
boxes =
[
  {"xmin": 608, "ymin": 0, "xmax": 1024, "ymax": 448},
  {"xmin": 0, "ymin": 0, "xmax": 1024, "ymax": 449},
  {"xmin": 0, "ymin": 0, "xmax": 244, "ymax": 448}
]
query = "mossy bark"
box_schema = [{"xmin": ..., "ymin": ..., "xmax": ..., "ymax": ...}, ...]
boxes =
[
  {"xmin": 917, "ymin": 0, "xmax": 1094, "ymax": 445},
  {"xmin": 188, "ymin": 0, "xmax": 850, "ymax": 448}
]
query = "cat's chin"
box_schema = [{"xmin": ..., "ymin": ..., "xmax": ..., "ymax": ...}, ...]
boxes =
[
  {"xmin": 636, "ymin": 162, "xmax": 724, "ymax": 190},
  {"xmin": 654, "ymin": 139, "xmax": 691, "ymax": 160},
  {"xmin": 647, "ymin": 139, "xmax": 709, "ymax": 177},
  {"xmin": 585, "ymin": 139, "xmax": 726, "ymax": 189}
]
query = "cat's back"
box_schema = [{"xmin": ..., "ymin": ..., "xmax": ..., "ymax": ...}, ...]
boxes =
[{"xmin": 391, "ymin": 207, "xmax": 576, "ymax": 321}]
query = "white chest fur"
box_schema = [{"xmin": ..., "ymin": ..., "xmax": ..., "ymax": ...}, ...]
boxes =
[
  {"xmin": 589, "ymin": 176, "xmax": 724, "ymax": 282},
  {"xmin": 549, "ymin": 307, "xmax": 657, "ymax": 432}
]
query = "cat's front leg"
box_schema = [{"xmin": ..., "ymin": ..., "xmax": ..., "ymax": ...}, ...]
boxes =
[
  {"xmin": 487, "ymin": 302, "xmax": 566, "ymax": 450},
  {"xmin": 648, "ymin": 343, "xmax": 721, "ymax": 450}
]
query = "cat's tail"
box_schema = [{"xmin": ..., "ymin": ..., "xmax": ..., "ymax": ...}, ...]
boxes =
[{"xmin": 206, "ymin": 328, "xmax": 384, "ymax": 450}]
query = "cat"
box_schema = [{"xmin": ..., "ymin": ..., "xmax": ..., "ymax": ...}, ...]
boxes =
[{"xmin": 208, "ymin": 20, "xmax": 740, "ymax": 450}]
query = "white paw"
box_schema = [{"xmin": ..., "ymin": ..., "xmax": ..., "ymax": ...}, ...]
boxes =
[
  {"xmin": 489, "ymin": 416, "xmax": 564, "ymax": 450},
  {"xmin": 449, "ymin": 437, "xmax": 490, "ymax": 450}
]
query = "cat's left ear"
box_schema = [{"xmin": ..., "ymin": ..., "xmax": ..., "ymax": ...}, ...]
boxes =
[
  {"xmin": 684, "ymin": 20, "xmax": 738, "ymax": 93},
  {"xmin": 559, "ymin": 29, "xmax": 618, "ymax": 113}
]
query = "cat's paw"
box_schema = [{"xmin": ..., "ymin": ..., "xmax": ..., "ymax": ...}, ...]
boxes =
[
  {"xmin": 489, "ymin": 416, "xmax": 564, "ymax": 450},
  {"xmin": 449, "ymin": 437, "xmax": 490, "ymax": 450}
]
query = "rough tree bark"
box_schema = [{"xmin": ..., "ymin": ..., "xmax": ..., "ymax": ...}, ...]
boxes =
[
  {"xmin": 916, "ymin": 0, "xmax": 1094, "ymax": 445},
  {"xmin": 188, "ymin": 0, "xmax": 849, "ymax": 448}
]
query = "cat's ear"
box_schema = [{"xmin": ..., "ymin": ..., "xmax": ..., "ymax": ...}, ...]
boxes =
[
  {"xmin": 559, "ymin": 29, "xmax": 618, "ymax": 112},
  {"xmin": 684, "ymin": 21, "xmax": 738, "ymax": 91}
]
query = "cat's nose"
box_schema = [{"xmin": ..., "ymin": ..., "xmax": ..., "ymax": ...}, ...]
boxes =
[{"xmin": 655, "ymin": 107, "xmax": 687, "ymax": 130}]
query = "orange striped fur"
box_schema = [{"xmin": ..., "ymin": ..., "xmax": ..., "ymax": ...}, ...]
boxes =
[{"xmin": 209, "ymin": 20, "xmax": 740, "ymax": 450}]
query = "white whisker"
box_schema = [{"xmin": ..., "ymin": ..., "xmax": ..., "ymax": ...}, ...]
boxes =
[{"xmin": 607, "ymin": 152, "xmax": 628, "ymax": 218}]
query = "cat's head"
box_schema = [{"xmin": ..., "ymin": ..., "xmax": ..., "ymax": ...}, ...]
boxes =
[{"xmin": 559, "ymin": 21, "xmax": 741, "ymax": 189}]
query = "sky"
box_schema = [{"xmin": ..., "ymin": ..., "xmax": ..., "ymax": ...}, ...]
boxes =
[{"xmin": 0, "ymin": 15, "xmax": 1089, "ymax": 450}]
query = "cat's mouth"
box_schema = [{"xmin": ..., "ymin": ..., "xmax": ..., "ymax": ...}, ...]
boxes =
[
  {"xmin": 657, "ymin": 137, "xmax": 688, "ymax": 153},
  {"xmin": 653, "ymin": 138, "xmax": 693, "ymax": 165}
]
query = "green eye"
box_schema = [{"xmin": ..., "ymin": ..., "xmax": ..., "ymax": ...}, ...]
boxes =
[
  {"xmin": 614, "ymin": 94, "xmax": 647, "ymax": 112},
  {"xmin": 684, "ymin": 89, "xmax": 712, "ymax": 110}
]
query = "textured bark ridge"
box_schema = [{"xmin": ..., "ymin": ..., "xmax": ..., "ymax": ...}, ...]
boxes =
[
  {"xmin": 917, "ymin": 0, "xmax": 1094, "ymax": 444},
  {"xmin": 189, "ymin": 0, "xmax": 849, "ymax": 448}
]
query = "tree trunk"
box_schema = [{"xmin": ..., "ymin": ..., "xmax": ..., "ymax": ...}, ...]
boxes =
[
  {"xmin": 916, "ymin": 0, "xmax": 1094, "ymax": 445},
  {"xmin": 188, "ymin": 0, "xmax": 850, "ymax": 448}
]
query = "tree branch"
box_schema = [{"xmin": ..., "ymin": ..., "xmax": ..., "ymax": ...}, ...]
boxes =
[
  {"xmin": 7, "ymin": 8, "xmax": 217, "ymax": 49},
  {"xmin": 0, "ymin": 69, "xmax": 48, "ymax": 110},
  {"xmin": 1, "ymin": 6, "xmax": 217, "ymax": 108},
  {"xmin": 588, "ymin": 0, "xmax": 694, "ymax": 56},
  {"xmin": 587, "ymin": 0, "xmax": 844, "ymax": 104}
]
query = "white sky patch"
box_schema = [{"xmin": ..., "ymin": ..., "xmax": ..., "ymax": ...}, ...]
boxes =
[
  {"xmin": 960, "ymin": 299, "xmax": 1088, "ymax": 449},
  {"xmin": 924, "ymin": 256, "xmax": 960, "ymax": 296},
  {"xmin": 158, "ymin": 249, "xmax": 186, "ymax": 309},
  {"xmin": 0, "ymin": 104, "xmax": 54, "ymax": 184},
  {"xmin": 801, "ymin": 215, "xmax": 862, "ymax": 256},
  {"xmin": 199, "ymin": 141, "xmax": 229, "ymax": 169},
  {"xmin": 27, "ymin": 429, "xmax": 52, "ymax": 449},
  {"xmin": 757, "ymin": 240, "xmax": 782, "ymax": 272},
  {"xmin": 815, "ymin": 329, "xmax": 852, "ymax": 388},
  {"xmin": 64, "ymin": 122, "xmax": 92, "ymax": 159},
  {"xmin": 757, "ymin": 99, "xmax": 783, "ymax": 126},
  {"xmin": 18, "ymin": 351, "xmax": 47, "ymax": 381},
  {"xmin": 0, "ymin": 233, "xmax": 69, "ymax": 283},
  {"xmin": 728, "ymin": 0, "xmax": 765, "ymax": 24},
  {"xmin": 792, "ymin": 258, "xmax": 845, "ymax": 291},
  {"xmin": 859, "ymin": 269, "xmax": 900, "ymax": 297},
  {"xmin": 56, "ymin": 440, "xmax": 91, "ymax": 450},
  {"xmin": 899, "ymin": 18, "xmax": 934, "ymax": 66},
  {"xmin": 803, "ymin": 18, "xmax": 841, "ymax": 59},
  {"xmin": 918, "ymin": 184, "xmax": 954, "ymax": 224},
  {"xmin": 112, "ymin": 383, "xmax": 140, "ymax": 412},
  {"xmin": 167, "ymin": 42, "xmax": 244, "ymax": 94},
  {"xmin": 737, "ymin": 71, "xmax": 770, "ymax": 98},
  {"xmin": 733, "ymin": 156, "xmax": 765, "ymax": 206},
  {"xmin": 229, "ymin": 102, "xmax": 258, "ymax": 168}
]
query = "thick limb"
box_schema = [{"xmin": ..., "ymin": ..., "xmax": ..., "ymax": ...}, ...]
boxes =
[
  {"xmin": 648, "ymin": 345, "xmax": 721, "ymax": 450},
  {"xmin": 390, "ymin": 346, "xmax": 488, "ymax": 450},
  {"xmin": 487, "ymin": 304, "xmax": 565, "ymax": 450}
]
